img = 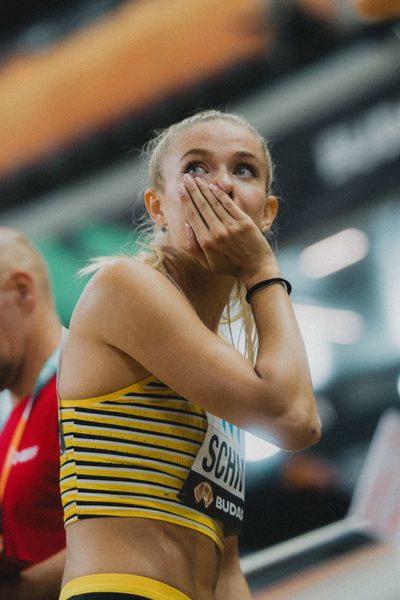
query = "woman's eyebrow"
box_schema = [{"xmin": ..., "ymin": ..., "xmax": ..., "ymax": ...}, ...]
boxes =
[
  {"xmin": 233, "ymin": 150, "xmax": 259, "ymax": 162},
  {"xmin": 180, "ymin": 148, "xmax": 210, "ymax": 161},
  {"xmin": 180, "ymin": 149, "xmax": 261, "ymax": 162}
]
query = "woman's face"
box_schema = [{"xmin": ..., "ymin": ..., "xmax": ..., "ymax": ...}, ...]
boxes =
[{"xmin": 146, "ymin": 119, "xmax": 276, "ymax": 249}]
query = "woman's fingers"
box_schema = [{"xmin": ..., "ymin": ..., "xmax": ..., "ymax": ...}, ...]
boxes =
[
  {"xmin": 191, "ymin": 177, "xmax": 232, "ymax": 223},
  {"xmin": 183, "ymin": 174, "xmax": 245, "ymax": 232},
  {"xmin": 179, "ymin": 185, "xmax": 210, "ymax": 268},
  {"xmin": 184, "ymin": 223, "xmax": 209, "ymax": 269},
  {"xmin": 183, "ymin": 174, "xmax": 224, "ymax": 228},
  {"xmin": 179, "ymin": 182, "xmax": 209, "ymax": 236},
  {"xmin": 208, "ymin": 182, "xmax": 248, "ymax": 221}
]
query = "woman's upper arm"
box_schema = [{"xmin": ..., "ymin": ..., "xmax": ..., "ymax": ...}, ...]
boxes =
[
  {"xmin": 89, "ymin": 260, "xmax": 255, "ymax": 413},
  {"xmin": 76, "ymin": 258, "xmax": 318, "ymax": 449}
]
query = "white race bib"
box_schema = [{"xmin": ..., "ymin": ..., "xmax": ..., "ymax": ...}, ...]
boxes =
[{"xmin": 178, "ymin": 413, "xmax": 245, "ymax": 534}]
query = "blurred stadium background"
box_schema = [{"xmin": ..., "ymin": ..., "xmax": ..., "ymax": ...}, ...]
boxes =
[{"xmin": 1, "ymin": 0, "xmax": 399, "ymax": 596}]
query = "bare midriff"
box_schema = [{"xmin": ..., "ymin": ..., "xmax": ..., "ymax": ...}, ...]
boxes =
[{"xmin": 63, "ymin": 516, "xmax": 222, "ymax": 600}]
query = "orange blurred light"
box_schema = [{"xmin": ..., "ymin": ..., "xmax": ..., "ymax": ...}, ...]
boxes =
[
  {"xmin": 0, "ymin": 0, "xmax": 269, "ymax": 176},
  {"xmin": 352, "ymin": 0, "xmax": 400, "ymax": 20}
]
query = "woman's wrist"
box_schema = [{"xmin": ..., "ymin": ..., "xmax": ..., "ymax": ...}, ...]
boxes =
[
  {"xmin": 240, "ymin": 264, "xmax": 282, "ymax": 290},
  {"xmin": 245, "ymin": 278, "xmax": 292, "ymax": 303}
]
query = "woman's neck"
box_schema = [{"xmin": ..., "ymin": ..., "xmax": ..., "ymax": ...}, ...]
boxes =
[{"xmin": 161, "ymin": 249, "xmax": 235, "ymax": 332}]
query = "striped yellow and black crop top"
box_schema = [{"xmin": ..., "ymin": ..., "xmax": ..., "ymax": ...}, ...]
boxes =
[{"xmin": 59, "ymin": 375, "xmax": 224, "ymax": 549}]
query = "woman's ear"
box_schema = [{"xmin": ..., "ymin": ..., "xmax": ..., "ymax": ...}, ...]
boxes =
[
  {"xmin": 144, "ymin": 188, "xmax": 165, "ymax": 226},
  {"xmin": 261, "ymin": 195, "xmax": 278, "ymax": 232}
]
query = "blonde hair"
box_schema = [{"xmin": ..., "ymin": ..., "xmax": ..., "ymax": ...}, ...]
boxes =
[{"xmin": 83, "ymin": 110, "xmax": 276, "ymax": 362}]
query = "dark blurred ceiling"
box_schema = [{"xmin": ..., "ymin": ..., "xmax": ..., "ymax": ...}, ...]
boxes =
[{"xmin": 0, "ymin": 0, "xmax": 123, "ymax": 46}]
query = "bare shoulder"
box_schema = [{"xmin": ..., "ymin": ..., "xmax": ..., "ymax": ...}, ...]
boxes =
[
  {"xmin": 60, "ymin": 257, "xmax": 186, "ymax": 399},
  {"xmin": 69, "ymin": 255, "xmax": 199, "ymax": 359},
  {"xmin": 72, "ymin": 257, "xmax": 179, "ymax": 328},
  {"xmin": 84, "ymin": 256, "xmax": 166, "ymax": 298}
]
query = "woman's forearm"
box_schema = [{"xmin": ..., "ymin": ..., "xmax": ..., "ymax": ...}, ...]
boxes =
[{"xmin": 242, "ymin": 266, "xmax": 321, "ymax": 450}]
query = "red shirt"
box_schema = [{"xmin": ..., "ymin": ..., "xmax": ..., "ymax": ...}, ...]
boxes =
[{"xmin": 0, "ymin": 376, "xmax": 65, "ymax": 565}]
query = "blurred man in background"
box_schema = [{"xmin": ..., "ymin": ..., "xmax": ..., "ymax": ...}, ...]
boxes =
[{"xmin": 0, "ymin": 227, "xmax": 65, "ymax": 599}]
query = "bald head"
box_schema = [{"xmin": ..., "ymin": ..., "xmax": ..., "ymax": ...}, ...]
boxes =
[{"xmin": 0, "ymin": 227, "xmax": 52, "ymax": 302}]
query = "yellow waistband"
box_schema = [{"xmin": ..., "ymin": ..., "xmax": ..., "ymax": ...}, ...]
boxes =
[{"xmin": 59, "ymin": 573, "xmax": 191, "ymax": 600}]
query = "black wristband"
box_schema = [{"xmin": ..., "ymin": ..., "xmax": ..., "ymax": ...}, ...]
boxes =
[{"xmin": 245, "ymin": 277, "xmax": 292, "ymax": 304}]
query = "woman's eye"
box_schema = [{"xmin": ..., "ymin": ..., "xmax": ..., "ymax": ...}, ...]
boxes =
[
  {"xmin": 235, "ymin": 164, "xmax": 257, "ymax": 177},
  {"xmin": 184, "ymin": 163, "xmax": 207, "ymax": 176}
]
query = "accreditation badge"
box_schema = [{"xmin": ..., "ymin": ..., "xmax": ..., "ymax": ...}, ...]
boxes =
[{"xmin": 178, "ymin": 413, "xmax": 245, "ymax": 534}]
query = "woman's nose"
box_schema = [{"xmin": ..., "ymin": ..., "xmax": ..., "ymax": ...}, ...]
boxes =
[{"xmin": 212, "ymin": 170, "xmax": 234, "ymax": 198}]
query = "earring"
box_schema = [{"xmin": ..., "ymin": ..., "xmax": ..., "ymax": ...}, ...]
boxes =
[{"xmin": 161, "ymin": 224, "xmax": 167, "ymax": 233}]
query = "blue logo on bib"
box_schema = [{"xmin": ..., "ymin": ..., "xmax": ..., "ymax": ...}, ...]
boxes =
[{"xmin": 222, "ymin": 420, "xmax": 241, "ymax": 442}]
